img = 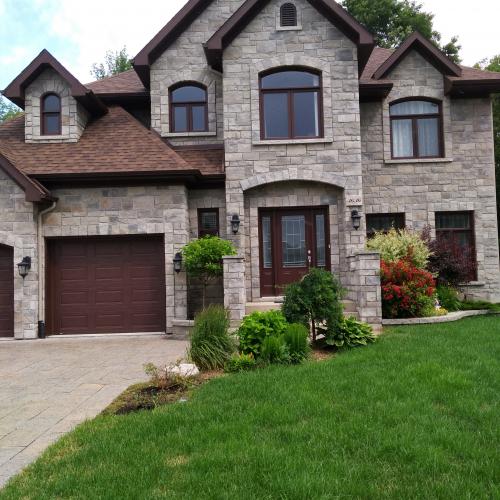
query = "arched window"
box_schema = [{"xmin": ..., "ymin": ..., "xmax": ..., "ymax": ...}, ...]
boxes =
[
  {"xmin": 169, "ymin": 83, "xmax": 208, "ymax": 133},
  {"xmin": 259, "ymin": 69, "xmax": 322, "ymax": 140},
  {"xmin": 41, "ymin": 93, "xmax": 61, "ymax": 135},
  {"xmin": 280, "ymin": 3, "xmax": 297, "ymax": 27},
  {"xmin": 390, "ymin": 99, "xmax": 443, "ymax": 159}
]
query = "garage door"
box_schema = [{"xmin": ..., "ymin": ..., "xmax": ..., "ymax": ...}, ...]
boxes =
[
  {"xmin": 47, "ymin": 236, "xmax": 165, "ymax": 335},
  {"xmin": 0, "ymin": 244, "xmax": 14, "ymax": 338}
]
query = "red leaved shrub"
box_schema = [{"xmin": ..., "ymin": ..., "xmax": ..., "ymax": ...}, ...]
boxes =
[{"xmin": 381, "ymin": 257, "xmax": 436, "ymax": 319}]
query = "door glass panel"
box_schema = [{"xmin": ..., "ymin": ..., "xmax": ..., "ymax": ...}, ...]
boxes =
[
  {"xmin": 281, "ymin": 216, "xmax": 306, "ymax": 268},
  {"xmin": 315, "ymin": 214, "xmax": 326, "ymax": 267},
  {"xmin": 262, "ymin": 217, "xmax": 272, "ymax": 269}
]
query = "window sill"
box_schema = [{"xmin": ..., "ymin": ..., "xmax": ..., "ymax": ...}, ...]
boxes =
[
  {"xmin": 276, "ymin": 25, "xmax": 302, "ymax": 31},
  {"xmin": 253, "ymin": 137, "xmax": 333, "ymax": 146},
  {"xmin": 163, "ymin": 131, "xmax": 217, "ymax": 138},
  {"xmin": 460, "ymin": 281, "xmax": 485, "ymax": 287},
  {"xmin": 384, "ymin": 158, "xmax": 453, "ymax": 165}
]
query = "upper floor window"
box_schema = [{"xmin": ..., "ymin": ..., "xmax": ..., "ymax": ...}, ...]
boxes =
[
  {"xmin": 280, "ymin": 3, "xmax": 298, "ymax": 27},
  {"xmin": 390, "ymin": 99, "xmax": 442, "ymax": 159},
  {"xmin": 169, "ymin": 83, "xmax": 208, "ymax": 133},
  {"xmin": 41, "ymin": 93, "xmax": 61, "ymax": 135},
  {"xmin": 198, "ymin": 209, "xmax": 220, "ymax": 237},
  {"xmin": 260, "ymin": 69, "xmax": 322, "ymax": 140}
]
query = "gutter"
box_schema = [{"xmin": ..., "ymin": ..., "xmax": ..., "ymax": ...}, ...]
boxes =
[{"xmin": 37, "ymin": 200, "xmax": 57, "ymax": 338}]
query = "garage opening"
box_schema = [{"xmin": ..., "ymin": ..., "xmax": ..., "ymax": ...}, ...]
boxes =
[
  {"xmin": 46, "ymin": 235, "xmax": 166, "ymax": 335},
  {"xmin": 0, "ymin": 244, "xmax": 14, "ymax": 337}
]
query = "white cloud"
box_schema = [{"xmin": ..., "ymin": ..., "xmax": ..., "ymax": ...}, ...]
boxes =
[{"xmin": 0, "ymin": 46, "xmax": 30, "ymax": 66}]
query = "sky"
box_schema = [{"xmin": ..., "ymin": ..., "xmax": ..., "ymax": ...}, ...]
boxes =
[{"xmin": 1, "ymin": 0, "xmax": 499, "ymax": 91}]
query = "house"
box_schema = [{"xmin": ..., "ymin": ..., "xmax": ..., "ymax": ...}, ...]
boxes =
[{"xmin": 1, "ymin": 0, "xmax": 499, "ymax": 339}]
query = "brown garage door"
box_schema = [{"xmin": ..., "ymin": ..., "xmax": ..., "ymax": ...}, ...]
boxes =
[
  {"xmin": 47, "ymin": 236, "xmax": 165, "ymax": 335},
  {"xmin": 0, "ymin": 244, "xmax": 14, "ymax": 338}
]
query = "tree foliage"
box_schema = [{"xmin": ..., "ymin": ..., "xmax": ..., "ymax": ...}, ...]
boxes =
[
  {"xmin": 90, "ymin": 47, "xmax": 133, "ymax": 80},
  {"xmin": 341, "ymin": 0, "xmax": 461, "ymax": 62},
  {"xmin": 0, "ymin": 97, "xmax": 22, "ymax": 123}
]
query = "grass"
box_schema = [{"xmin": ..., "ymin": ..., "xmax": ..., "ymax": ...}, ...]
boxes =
[{"xmin": 2, "ymin": 316, "xmax": 499, "ymax": 499}]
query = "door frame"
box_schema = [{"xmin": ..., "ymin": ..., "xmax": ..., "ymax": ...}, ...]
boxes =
[{"xmin": 258, "ymin": 206, "xmax": 331, "ymax": 297}]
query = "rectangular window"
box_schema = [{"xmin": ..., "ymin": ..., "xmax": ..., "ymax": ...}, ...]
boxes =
[
  {"xmin": 198, "ymin": 209, "xmax": 219, "ymax": 238},
  {"xmin": 435, "ymin": 211, "xmax": 477, "ymax": 281},
  {"xmin": 366, "ymin": 213, "xmax": 405, "ymax": 238}
]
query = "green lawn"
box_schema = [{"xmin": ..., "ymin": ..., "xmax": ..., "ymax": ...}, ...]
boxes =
[{"xmin": 2, "ymin": 316, "xmax": 499, "ymax": 499}]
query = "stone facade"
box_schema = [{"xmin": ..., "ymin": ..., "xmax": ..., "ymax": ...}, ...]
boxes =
[{"xmin": 24, "ymin": 68, "xmax": 89, "ymax": 143}]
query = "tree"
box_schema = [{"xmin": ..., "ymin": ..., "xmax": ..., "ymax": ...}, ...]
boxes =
[
  {"xmin": 475, "ymin": 55, "xmax": 500, "ymax": 238},
  {"xmin": 0, "ymin": 97, "xmax": 22, "ymax": 123},
  {"xmin": 342, "ymin": 0, "xmax": 461, "ymax": 62},
  {"xmin": 90, "ymin": 47, "xmax": 132, "ymax": 80}
]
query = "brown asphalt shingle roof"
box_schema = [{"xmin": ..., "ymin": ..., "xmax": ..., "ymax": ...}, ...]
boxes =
[
  {"xmin": 171, "ymin": 146, "xmax": 225, "ymax": 176},
  {"xmin": 85, "ymin": 69, "xmax": 147, "ymax": 95},
  {"xmin": 0, "ymin": 107, "xmax": 222, "ymax": 177}
]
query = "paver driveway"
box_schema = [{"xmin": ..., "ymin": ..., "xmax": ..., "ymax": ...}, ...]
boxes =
[{"xmin": 0, "ymin": 335, "xmax": 188, "ymax": 487}]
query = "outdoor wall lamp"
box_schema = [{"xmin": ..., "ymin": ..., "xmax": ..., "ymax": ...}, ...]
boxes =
[
  {"xmin": 351, "ymin": 210, "xmax": 362, "ymax": 231},
  {"xmin": 17, "ymin": 256, "xmax": 32, "ymax": 279},
  {"xmin": 231, "ymin": 214, "xmax": 241, "ymax": 234},
  {"xmin": 173, "ymin": 252, "xmax": 183, "ymax": 274}
]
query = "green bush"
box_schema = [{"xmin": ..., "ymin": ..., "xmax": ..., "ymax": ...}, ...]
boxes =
[
  {"xmin": 367, "ymin": 227, "xmax": 431, "ymax": 270},
  {"xmin": 282, "ymin": 268, "xmax": 345, "ymax": 340},
  {"xmin": 284, "ymin": 323, "xmax": 310, "ymax": 363},
  {"xmin": 225, "ymin": 353, "xmax": 257, "ymax": 373},
  {"xmin": 237, "ymin": 310, "xmax": 288, "ymax": 357},
  {"xmin": 259, "ymin": 335, "xmax": 290, "ymax": 365},
  {"xmin": 326, "ymin": 317, "xmax": 376, "ymax": 349},
  {"xmin": 189, "ymin": 305, "xmax": 235, "ymax": 371},
  {"xmin": 437, "ymin": 285, "xmax": 461, "ymax": 312},
  {"xmin": 459, "ymin": 300, "xmax": 500, "ymax": 312}
]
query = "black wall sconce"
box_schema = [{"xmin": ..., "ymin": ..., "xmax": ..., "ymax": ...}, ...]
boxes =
[
  {"xmin": 173, "ymin": 252, "xmax": 183, "ymax": 274},
  {"xmin": 351, "ymin": 210, "xmax": 362, "ymax": 231},
  {"xmin": 231, "ymin": 214, "xmax": 241, "ymax": 234},
  {"xmin": 17, "ymin": 256, "xmax": 32, "ymax": 279}
]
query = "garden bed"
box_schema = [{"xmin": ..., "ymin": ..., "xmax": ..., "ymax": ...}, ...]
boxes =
[{"xmin": 382, "ymin": 309, "xmax": 494, "ymax": 326}]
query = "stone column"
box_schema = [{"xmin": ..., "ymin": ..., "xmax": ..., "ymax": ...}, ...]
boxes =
[{"xmin": 223, "ymin": 255, "xmax": 246, "ymax": 330}]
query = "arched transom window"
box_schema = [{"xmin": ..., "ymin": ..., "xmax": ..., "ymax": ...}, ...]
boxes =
[
  {"xmin": 41, "ymin": 93, "xmax": 61, "ymax": 135},
  {"xmin": 390, "ymin": 99, "xmax": 443, "ymax": 159},
  {"xmin": 169, "ymin": 83, "xmax": 208, "ymax": 133},
  {"xmin": 280, "ymin": 3, "xmax": 298, "ymax": 27},
  {"xmin": 259, "ymin": 69, "xmax": 322, "ymax": 140}
]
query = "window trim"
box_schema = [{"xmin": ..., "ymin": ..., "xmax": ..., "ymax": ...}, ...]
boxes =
[
  {"xmin": 197, "ymin": 208, "xmax": 220, "ymax": 238},
  {"xmin": 169, "ymin": 82, "xmax": 208, "ymax": 133},
  {"xmin": 259, "ymin": 67, "xmax": 324, "ymax": 140},
  {"xmin": 366, "ymin": 213, "xmax": 406, "ymax": 238},
  {"xmin": 280, "ymin": 2, "xmax": 298, "ymax": 27},
  {"xmin": 41, "ymin": 92, "xmax": 62, "ymax": 136},
  {"xmin": 389, "ymin": 97, "xmax": 444, "ymax": 160}
]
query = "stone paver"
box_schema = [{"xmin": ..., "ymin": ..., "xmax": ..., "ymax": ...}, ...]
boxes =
[{"xmin": 0, "ymin": 335, "xmax": 187, "ymax": 488}]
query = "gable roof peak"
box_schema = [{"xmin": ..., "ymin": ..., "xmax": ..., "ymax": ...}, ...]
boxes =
[{"xmin": 373, "ymin": 31, "xmax": 462, "ymax": 80}]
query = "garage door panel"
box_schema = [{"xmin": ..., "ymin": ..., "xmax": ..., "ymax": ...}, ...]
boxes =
[
  {"xmin": 0, "ymin": 245, "xmax": 14, "ymax": 338},
  {"xmin": 48, "ymin": 236, "xmax": 165, "ymax": 335}
]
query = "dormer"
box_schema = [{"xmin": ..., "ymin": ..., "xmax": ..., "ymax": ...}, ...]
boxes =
[{"xmin": 3, "ymin": 49, "xmax": 107, "ymax": 143}]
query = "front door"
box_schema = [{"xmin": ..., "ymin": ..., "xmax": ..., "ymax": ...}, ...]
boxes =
[{"xmin": 259, "ymin": 207, "xmax": 330, "ymax": 296}]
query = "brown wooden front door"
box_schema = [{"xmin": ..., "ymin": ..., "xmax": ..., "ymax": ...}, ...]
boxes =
[
  {"xmin": 0, "ymin": 244, "xmax": 14, "ymax": 338},
  {"xmin": 259, "ymin": 207, "xmax": 330, "ymax": 296},
  {"xmin": 46, "ymin": 235, "xmax": 166, "ymax": 335}
]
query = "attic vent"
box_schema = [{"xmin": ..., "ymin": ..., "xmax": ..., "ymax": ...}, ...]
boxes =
[{"xmin": 280, "ymin": 3, "xmax": 298, "ymax": 27}]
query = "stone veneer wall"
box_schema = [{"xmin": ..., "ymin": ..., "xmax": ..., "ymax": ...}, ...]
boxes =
[
  {"xmin": 41, "ymin": 184, "xmax": 190, "ymax": 333},
  {"xmin": 24, "ymin": 68, "xmax": 89, "ymax": 143},
  {"xmin": 361, "ymin": 50, "xmax": 500, "ymax": 301},
  {"xmin": 0, "ymin": 170, "xmax": 38, "ymax": 338}
]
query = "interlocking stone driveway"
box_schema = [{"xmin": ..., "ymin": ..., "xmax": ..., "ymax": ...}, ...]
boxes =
[{"xmin": 0, "ymin": 335, "xmax": 188, "ymax": 488}]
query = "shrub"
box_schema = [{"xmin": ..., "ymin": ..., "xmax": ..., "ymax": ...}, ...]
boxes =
[
  {"xmin": 367, "ymin": 227, "xmax": 431, "ymax": 269},
  {"xmin": 282, "ymin": 268, "xmax": 345, "ymax": 340},
  {"xmin": 259, "ymin": 335, "xmax": 290, "ymax": 365},
  {"xmin": 437, "ymin": 285, "xmax": 461, "ymax": 312},
  {"xmin": 182, "ymin": 237, "xmax": 237, "ymax": 308},
  {"xmin": 189, "ymin": 305, "xmax": 235, "ymax": 371},
  {"xmin": 326, "ymin": 317, "xmax": 376, "ymax": 348},
  {"xmin": 381, "ymin": 257, "xmax": 436, "ymax": 319},
  {"xmin": 225, "ymin": 353, "xmax": 257, "ymax": 373},
  {"xmin": 459, "ymin": 300, "xmax": 500, "ymax": 312},
  {"xmin": 283, "ymin": 323, "xmax": 311, "ymax": 363},
  {"xmin": 237, "ymin": 310, "xmax": 288, "ymax": 357}
]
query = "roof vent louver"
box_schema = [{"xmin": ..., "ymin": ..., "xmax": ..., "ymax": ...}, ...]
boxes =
[{"xmin": 280, "ymin": 3, "xmax": 298, "ymax": 27}]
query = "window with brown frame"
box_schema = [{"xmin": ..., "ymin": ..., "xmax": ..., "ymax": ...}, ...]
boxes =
[
  {"xmin": 280, "ymin": 3, "xmax": 298, "ymax": 27},
  {"xmin": 366, "ymin": 213, "xmax": 405, "ymax": 238},
  {"xmin": 198, "ymin": 209, "xmax": 219, "ymax": 238},
  {"xmin": 169, "ymin": 83, "xmax": 208, "ymax": 133},
  {"xmin": 41, "ymin": 93, "xmax": 61, "ymax": 135},
  {"xmin": 435, "ymin": 211, "xmax": 477, "ymax": 281},
  {"xmin": 260, "ymin": 69, "xmax": 323, "ymax": 140},
  {"xmin": 390, "ymin": 99, "xmax": 443, "ymax": 159}
]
